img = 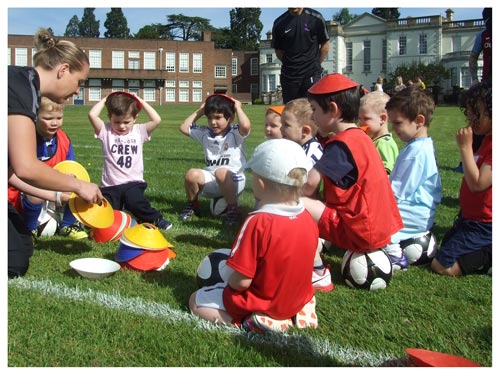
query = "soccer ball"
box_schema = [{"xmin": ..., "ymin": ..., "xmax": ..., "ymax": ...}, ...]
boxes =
[
  {"xmin": 196, "ymin": 248, "xmax": 233, "ymax": 287},
  {"xmin": 209, "ymin": 196, "xmax": 228, "ymax": 216},
  {"xmin": 401, "ymin": 231, "xmax": 437, "ymax": 265},
  {"xmin": 341, "ymin": 249, "xmax": 392, "ymax": 291}
]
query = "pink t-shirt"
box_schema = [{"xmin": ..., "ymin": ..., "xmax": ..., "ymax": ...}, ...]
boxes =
[{"xmin": 96, "ymin": 123, "xmax": 150, "ymax": 187}]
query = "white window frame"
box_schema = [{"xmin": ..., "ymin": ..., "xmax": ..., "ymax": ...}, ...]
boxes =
[
  {"xmin": 165, "ymin": 88, "xmax": 176, "ymax": 102},
  {"xmin": 179, "ymin": 52, "xmax": 189, "ymax": 73},
  {"xmin": 166, "ymin": 52, "xmax": 176, "ymax": 72},
  {"xmin": 192, "ymin": 88, "xmax": 203, "ymax": 102},
  {"xmin": 250, "ymin": 57, "xmax": 258, "ymax": 76},
  {"xmin": 143, "ymin": 52, "xmax": 156, "ymax": 70},
  {"xmin": 215, "ymin": 65, "xmax": 227, "ymax": 78},
  {"xmin": 15, "ymin": 48, "xmax": 28, "ymax": 66},
  {"xmin": 193, "ymin": 53, "xmax": 203, "ymax": 73},
  {"xmin": 179, "ymin": 88, "xmax": 189, "ymax": 102},
  {"xmin": 89, "ymin": 50, "xmax": 102, "ymax": 68},
  {"xmin": 232, "ymin": 57, "xmax": 238, "ymax": 76},
  {"xmin": 112, "ymin": 51, "xmax": 125, "ymax": 69}
]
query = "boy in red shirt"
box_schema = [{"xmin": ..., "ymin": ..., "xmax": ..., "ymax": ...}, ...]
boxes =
[
  {"xmin": 302, "ymin": 74, "xmax": 403, "ymax": 272},
  {"xmin": 189, "ymin": 139, "xmax": 319, "ymax": 333},
  {"xmin": 431, "ymin": 80, "xmax": 492, "ymax": 276}
]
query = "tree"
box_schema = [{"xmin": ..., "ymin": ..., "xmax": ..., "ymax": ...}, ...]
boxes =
[
  {"xmin": 386, "ymin": 62, "xmax": 450, "ymax": 98},
  {"xmin": 166, "ymin": 14, "xmax": 212, "ymax": 41},
  {"xmin": 332, "ymin": 8, "xmax": 358, "ymax": 25},
  {"xmin": 134, "ymin": 24, "xmax": 168, "ymax": 39},
  {"xmin": 371, "ymin": 8, "xmax": 400, "ymax": 20},
  {"xmin": 229, "ymin": 8, "xmax": 263, "ymax": 50},
  {"xmin": 104, "ymin": 8, "xmax": 130, "ymax": 38},
  {"xmin": 64, "ymin": 15, "xmax": 80, "ymax": 37},
  {"xmin": 79, "ymin": 8, "xmax": 100, "ymax": 38},
  {"xmin": 211, "ymin": 27, "xmax": 234, "ymax": 49}
]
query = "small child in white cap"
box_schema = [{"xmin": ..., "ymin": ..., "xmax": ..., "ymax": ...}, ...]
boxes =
[{"xmin": 189, "ymin": 138, "xmax": 319, "ymax": 333}]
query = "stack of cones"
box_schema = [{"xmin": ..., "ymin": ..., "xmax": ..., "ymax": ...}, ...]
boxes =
[{"xmin": 115, "ymin": 223, "xmax": 176, "ymax": 271}]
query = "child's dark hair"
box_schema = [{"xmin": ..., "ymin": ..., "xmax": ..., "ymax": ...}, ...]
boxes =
[
  {"xmin": 460, "ymin": 79, "xmax": 492, "ymax": 124},
  {"xmin": 385, "ymin": 85, "xmax": 435, "ymax": 127},
  {"xmin": 307, "ymin": 85, "xmax": 365, "ymax": 123},
  {"xmin": 204, "ymin": 95, "xmax": 235, "ymax": 120},
  {"xmin": 105, "ymin": 93, "xmax": 141, "ymax": 117}
]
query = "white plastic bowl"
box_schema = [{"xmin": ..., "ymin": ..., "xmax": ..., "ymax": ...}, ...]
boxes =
[{"xmin": 69, "ymin": 258, "xmax": 121, "ymax": 280}]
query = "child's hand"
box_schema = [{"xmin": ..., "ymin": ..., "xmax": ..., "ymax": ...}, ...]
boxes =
[
  {"xmin": 456, "ymin": 126, "xmax": 473, "ymax": 150},
  {"xmin": 233, "ymin": 99, "xmax": 242, "ymax": 110}
]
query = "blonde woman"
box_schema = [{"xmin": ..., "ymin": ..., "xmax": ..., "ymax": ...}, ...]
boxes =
[{"xmin": 8, "ymin": 29, "xmax": 102, "ymax": 278}]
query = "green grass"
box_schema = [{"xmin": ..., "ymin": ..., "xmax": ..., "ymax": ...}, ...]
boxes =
[{"xmin": 8, "ymin": 104, "xmax": 492, "ymax": 367}]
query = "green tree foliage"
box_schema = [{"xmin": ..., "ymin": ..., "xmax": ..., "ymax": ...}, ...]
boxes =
[
  {"xmin": 211, "ymin": 27, "xmax": 233, "ymax": 49},
  {"xmin": 104, "ymin": 8, "xmax": 130, "ymax": 38},
  {"xmin": 134, "ymin": 24, "xmax": 170, "ymax": 39},
  {"xmin": 166, "ymin": 14, "xmax": 211, "ymax": 41},
  {"xmin": 332, "ymin": 8, "xmax": 358, "ymax": 25},
  {"xmin": 229, "ymin": 8, "xmax": 263, "ymax": 50},
  {"xmin": 64, "ymin": 15, "xmax": 80, "ymax": 37},
  {"xmin": 79, "ymin": 8, "xmax": 100, "ymax": 38},
  {"xmin": 371, "ymin": 8, "xmax": 400, "ymax": 20},
  {"xmin": 386, "ymin": 62, "xmax": 450, "ymax": 96}
]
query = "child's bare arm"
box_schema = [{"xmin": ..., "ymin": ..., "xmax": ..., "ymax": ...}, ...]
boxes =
[
  {"xmin": 233, "ymin": 99, "xmax": 251, "ymax": 137},
  {"xmin": 132, "ymin": 95, "xmax": 161, "ymax": 135},
  {"xmin": 302, "ymin": 168, "xmax": 322, "ymax": 198},
  {"xmin": 227, "ymin": 270, "xmax": 252, "ymax": 291},
  {"xmin": 457, "ymin": 126, "xmax": 492, "ymax": 192},
  {"xmin": 180, "ymin": 104, "xmax": 205, "ymax": 136},
  {"xmin": 88, "ymin": 97, "xmax": 107, "ymax": 135}
]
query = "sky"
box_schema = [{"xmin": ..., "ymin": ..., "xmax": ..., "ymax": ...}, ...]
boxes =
[{"xmin": 6, "ymin": 1, "xmax": 487, "ymax": 40}]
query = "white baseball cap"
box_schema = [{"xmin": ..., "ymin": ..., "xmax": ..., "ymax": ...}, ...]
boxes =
[{"xmin": 246, "ymin": 139, "xmax": 309, "ymax": 186}]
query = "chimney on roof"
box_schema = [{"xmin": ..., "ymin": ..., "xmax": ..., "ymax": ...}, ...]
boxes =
[
  {"xmin": 203, "ymin": 31, "xmax": 211, "ymax": 42},
  {"xmin": 445, "ymin": 9, "xmax": 454, "ymax": 21}
]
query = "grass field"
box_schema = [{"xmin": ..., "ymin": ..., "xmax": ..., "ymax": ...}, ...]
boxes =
[{"xmin": 7, "ymin": 103, "xmax": 493, "ymax": 367}]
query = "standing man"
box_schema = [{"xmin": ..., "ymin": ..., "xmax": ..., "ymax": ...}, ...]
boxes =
[{"xmin": 272, "ymin": 8, "xmax": 330, "ymax": 104}]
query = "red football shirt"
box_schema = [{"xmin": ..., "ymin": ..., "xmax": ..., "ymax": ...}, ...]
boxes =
[{"xmin": 223, "ymin": 202, "xmax": 317, "ymax": 323}]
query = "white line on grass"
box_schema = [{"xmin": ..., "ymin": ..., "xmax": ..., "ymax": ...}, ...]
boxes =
[{"xmin": 9, "ymin": 277, "xmax": 400, "ymax": 367}]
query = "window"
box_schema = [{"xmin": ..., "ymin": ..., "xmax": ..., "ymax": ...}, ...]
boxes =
[
  {"xmin": 128, "ymin": 79, "xmax": 140, "ymax": 88},
  {"xmin": 232, "ymin": 84, "xmax": 238, "ymax": 93},
  {"xmin": 250, "ymin": 83, "xmax": 258, "ymax": 96},
  {"xmin": 165, "ymin": 88, "xmax": 176, "ymax": 102},
  {"xmin": 192, "ymin": 80, "xmax": 202, "ymax": 88},
  {"xmin": 89, "ymin": 87, "xmax": 101, "ymax": 101},
  {"xmin": 345, "ymin": 42, "xmax": 352, "ymax": 73},
  {"xmin": 129, "ymin": 88, "xmax": 139, "ymax": 96},
  {"xmin": 179, "ymin": 88, "xmax": 189, "ymax": 102},
  {"xmin": 215, "ymin": 65, "xmax": 227, "ymax": 78},
  {"xmin": 112, "ymin": 51, "xmax": 124, "ymax": 69},
  {"xmin": 15, "ymin": 48, "xmax": 28, "ymax": 66},
  {"xmin": 193, "ymin": 53, "xmax": 203, "ymax": 73},
  {"xmin": 232, "ymin": 57, "xmax": 238, "ymax": 76},
  {"xmin": 399, "ymin": 36, "xmax": 407, "ymax": 55},
  {"xmin": 143, "ymin": 88, "xmax": 155, "ymax": 101},
  {"xmin": 166, "ymin": 52, "xmax": 176, "ymax": 72},
  {"xmin": 165, "ymin": 80, "xmax": 176, "ymax": 88},
  {"xmin": 89, "ymin": 50, "xmax": 102, "ymax": 68},
  {"xmin": 31, "ymin": 48, "xmax": 37, "ymax": 65},
  {"xmin": 112, "ymin": 79, "xmax": 125, "ymax": 92},
  {"xmin": 192, "ymin": 89, "xmax": 203, "ymax": 102},
  {"xmin": 419, "ymin": 34, "xmax": 428, "ymax": 54},
  {"xmin": 179, "ymin": 53, "xmax": 189, "ymax": 72},
  {"xmin": 382, "ymin": 39, "xmax": 387, "ymax": 72},
  {"xmin": 143, "ymin": 52, "xmax": 156, "ymax": 70},
  {"xmin": 250, "ymin": 57, "xmax": 258, "ymax": 76},
  {"xmin": 143, "ymin": 81, "xmax": 155, "ymax": 101},
  {"xmin": 266, "ymin": 54, "xmax": 273, "ymax": 63},
  {"xmin": 269, "ymin": 74, "xmax": 276, "ymax": 91},
  {"xmin": 179, "ymin": 80, "xmax": 189, "ymax": 88},
  {"xmin": 363, "ymin": 40, "xmax": 371, "ymax": 72},
  {"xmin": 128, "ymin": 51, "xmax": 140, "ymax": 69}
]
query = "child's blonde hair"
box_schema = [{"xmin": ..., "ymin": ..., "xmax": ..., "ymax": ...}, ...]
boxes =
[
  {"xmin": 360, "ymin": 91, "xmax": 390, "ymax": 115},
  {"xmin": 40, "ymin": 96, "xmax": 64, "ymax": 113},
  {"xmin": 261, "ymin": 168, "xmax": 307, "ymax": 202},
  {"xmin": 284, "ymin": 98, "xmax": 318, "ymax": 135}
]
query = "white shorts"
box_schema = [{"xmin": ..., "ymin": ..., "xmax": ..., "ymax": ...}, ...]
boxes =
[
  {"xmin": 199, "ymin": 170, "xmax": 246, "ymax": 199},
  {"xmin": 194, "ymin": 282, "xmax": 228, "ymax": 311}
]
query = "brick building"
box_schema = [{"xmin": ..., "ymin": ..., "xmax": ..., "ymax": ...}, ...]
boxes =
[{"xmin": 8, "ymin": 32, "xmax": 259, "ymax": 105}]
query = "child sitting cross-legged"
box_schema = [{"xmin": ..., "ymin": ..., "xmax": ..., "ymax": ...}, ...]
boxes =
[{"xmin": 189, "ymin": 139, "xmax": 319, "ymax": 333}]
